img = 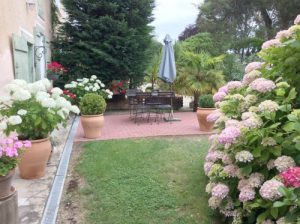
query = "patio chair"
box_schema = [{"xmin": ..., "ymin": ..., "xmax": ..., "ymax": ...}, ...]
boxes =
[{"xmin": 132, "ymin": 92, "xmax": 151, "ymax": 123}]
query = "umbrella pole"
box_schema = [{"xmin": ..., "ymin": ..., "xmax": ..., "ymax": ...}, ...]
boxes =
[{"xmin": 164, "ymin": 83, "xmax": 180, "ymax": 122}]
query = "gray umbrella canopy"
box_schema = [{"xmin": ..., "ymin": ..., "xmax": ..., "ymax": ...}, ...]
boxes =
[{"xmin": 158, "ymin": 34, "xmax": 176, "ymax": 83}]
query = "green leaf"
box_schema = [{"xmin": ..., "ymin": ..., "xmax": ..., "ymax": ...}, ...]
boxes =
[
  {"xmin": 295, "ymin": 143, "xmax": 300, "ymax": 151},
  {"xmin": 271, "ymin": 146, "xmax": 282, "ymax": 157},
  {"xmin": 273, "ymin": 201, "xmax": 286, "ymax": 208},
  {"xmin": 252, "ymin": 147, "xmax": 262, "ymax": 157},
  {"xmin": 256, "ymin": 211, "xmax": 270, "ymax": 223},
  {"xmin": 270, "ymin": 207, "xmax": 278, "ymax": 219},
  {"xmin": 240, "ymin": 164, "xmax": 252, "ymax": 176},
  {"xmin": 283, "ymin": 122, "xmax": 295, "ymax": 132}
]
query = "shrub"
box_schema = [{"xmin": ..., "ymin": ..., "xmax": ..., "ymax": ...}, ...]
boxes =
[
  {"xmin": 64, "ymin": 76, "xmax": 113, "ymax": 105},
  {"xmin": 204, "ymin": 15, "xmax": 300, "ymax": 224},
  {"xmin": 80, "ymin": 93, "xmax": 106, "ymax": 115},
  {"xmin": 0, "ymin": 79, "xmax": 79, "ymax": 140},
  {"xmin": 198, "ymin": 94, "xmax": 214, "ymax": 108}
]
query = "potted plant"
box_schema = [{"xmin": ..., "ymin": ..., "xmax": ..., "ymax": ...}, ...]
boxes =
[
  {"xmin": 0, "ymin": 79, "xmax": 79, "ymax": 179},
  {"xmin": 80, "ymin": 93, "xmax": 107, "ymax": 138},
  {"xmin": 196, "ymin": 94, "xmax": 215, "ymax": 132},
  {"xmin": 0, "ymin": 135, "xmax": 31, "ymax": 198}
]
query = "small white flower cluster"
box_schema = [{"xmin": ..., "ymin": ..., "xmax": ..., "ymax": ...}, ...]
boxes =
[{"xmin": 65, "ymin": 76, "xmax": 113, "ymax": 99}]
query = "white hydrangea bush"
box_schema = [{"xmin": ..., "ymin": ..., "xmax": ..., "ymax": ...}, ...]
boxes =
[
  {"xmin": 64, "ymin": 75, "xmax": 113, "ymax": 104},
  {"xmin": 204, "ymin": 15, "xmax": 300, "ymax": 223},
  {"xmin": 0, "ymin": 78, "xmax": 79, "ymax": 140}
]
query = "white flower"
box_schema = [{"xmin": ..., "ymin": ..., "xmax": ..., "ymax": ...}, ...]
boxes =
[
  {"xmin": 41, "ymin": 98, "xmax": 56, "ymax": 108},
  {"xmin": 36, "ymin": 91, "xmax": 50, "ymax": 102},
  {"xmin": 0, "ymin": 95, "xmax": 10, "ymax": 103},
  {"xmin": 84, "ymin": 87, "xmax": 89, "ymax": 91},
  {"xmin": 64, "ymin": 84, "xmax": 72, "ymax": 89},
  {"xmin": 11, "ymin": 89, "xmax": 31, "ymax": 101},
  {"xmin": 11, "ymin": 79, "xmax": 27, "ymax": 86},
  {"xmin": 91, "ymin": 75, "xmax": 97, "ymax": 80},
  {"xmin": 41, "ymin": 78, "xmax": 52, "ymax": 91},
  {"xmin": 51, "ymin": 87, "xmax": 63, "ymax": 96},
  {"xmin": 17, "ymin": 109, "xmax": 27, "ymax": 116},
  {"xmin": 55, "ymin": 97, "xmax": 68, "ymax": 108},
  {"xmin": 78, "ymin": 83, "xmax": 84, "ymax": 87},
  {"xmin": 4, "ymin": 84, "xmax": 19, "ymax": 93},
  {"xmin": 82, "ymin": 78, "xmax": 89, "ymax": 84},
  {"xmin": 70, "ymin": 105, "xmax": 80, "ymax": 114},
  {"xmin": 28, "ymin": 82, "xmax": 46, "ymax": 93},
  {"xmin": 92, "ymin": 87, "xmax": 97, "ymax": 92},
  {"xmin": 0, "ymin": 122, "xmax": 7, "ymax": 130},
  {"xmin": 71, "ymin": 81, "xmax": 78, "ymax": 85},
  {"xmin": 8, "ymin": 115, "xmax": 22, "ymax": 125},
  {"xmin": 100, "ymin": 83, "xmax": 105, "ymax": 87}
]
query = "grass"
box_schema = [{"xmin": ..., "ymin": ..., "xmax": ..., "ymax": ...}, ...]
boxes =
[{"xmin": 76, "ymin": 137, "xmax": 220, "ymax": 224}]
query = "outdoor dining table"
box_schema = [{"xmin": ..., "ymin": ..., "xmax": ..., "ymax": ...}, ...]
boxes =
[{"xmin": 126, "ymin": 91, "xmax": 174, "ymax": 123}]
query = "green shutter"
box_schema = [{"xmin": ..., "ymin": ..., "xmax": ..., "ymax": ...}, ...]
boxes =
[{"xmin": 12, "ymin": 34, "xmax": 31, "ymax": 82}]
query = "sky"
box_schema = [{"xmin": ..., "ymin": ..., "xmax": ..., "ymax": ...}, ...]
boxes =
[{"xmin": 151, "ymin": 0, "xmax": 203, "ymax": 43}]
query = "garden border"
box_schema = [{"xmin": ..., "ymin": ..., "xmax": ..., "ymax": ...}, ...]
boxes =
[{"xmin": 41, "ymin": 116, "xmax": 80, "ymax": 224}]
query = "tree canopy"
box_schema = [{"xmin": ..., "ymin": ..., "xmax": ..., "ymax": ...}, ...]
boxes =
[{"xmin": 53, "ymin": 0, "xmax": 155, "ymax": 86}]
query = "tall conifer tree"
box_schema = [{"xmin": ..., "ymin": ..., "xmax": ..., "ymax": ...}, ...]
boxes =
[{"xmin": 53, "ymin": 0, "xmax": 154, "ymax": 86}]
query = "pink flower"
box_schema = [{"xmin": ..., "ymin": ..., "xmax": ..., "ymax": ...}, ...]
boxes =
[
  {"xmin": 259, "ymin": 179, "xmax": 284, "ymax": 201},
  {"xmin": 205, "ymin": 150, "xmax": 224, "ymax": 162},
  {"xmin": 245, "ymin": 62, "xmax": 264, "ymax": 74},
  {"xmin": 274, "ymin": 156, "xmax": 296, "ymax": 172},
  {"xmin": 213, "ymin": 91, "xmax": 227, "ymax": 102},
  {"xmin": 207, "ymin": 110, "xmax": 223, "ymax": 122},
  {"xmin": 294, "ymin": 15, "xmax": 300, "ymax": 24},
  {"xmin": 13, "ymin": 141, "xmax": 23, "ymax": 149},
  {"xmin": 218, "ymin": 85, "xmax": 229, "ymax": 94},
  {"xmin": 239, "ymin": 187, "xmax": 255, "ymax": 202},
  {"xmin": 242, "ymin": 70, "xmax": 261, "ymax": 86},
  {"xmin": 262, "ymin": 39, "xmax": 281, "ymax": 49},
  {"xmin": 226, "ymin": 81, "xmax": 242, "ymax": 91},
  {"xmin": 218, "ymin": 127, "xmax": 241, "ymax": 145},
  {"xmin": 212, "ymin": 183, "xmax": 229, "ymax": 199},
  {"xmin": 249, "ymin": 78, "xmax": 276, "ymax": 93},
  {"xmin": 223, "ymin": 165, "xmax": 239, "ymax": 177},
  {"xmin": 280, "ymin": 167, "xmax": 300, "ymax": 188},
  {"xmin": 275, "ymin": 30, "xmax": 292, "ymax": 40},
  {"xmin": 204, "ymin": 162, "xmax": 214, "ymax": 175},
  {"xmin": 23, "ymin": 140, "xmax": 32, "ymax": 148}
]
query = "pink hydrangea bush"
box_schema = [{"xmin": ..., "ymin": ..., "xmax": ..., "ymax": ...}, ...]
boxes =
[
  {"xmin": 204, "ymin": 14, "xmax": 300, "ymax": 224},
  {"xmin": 0, "ymin": 134, "xmax": 31, "ymax": 176}
]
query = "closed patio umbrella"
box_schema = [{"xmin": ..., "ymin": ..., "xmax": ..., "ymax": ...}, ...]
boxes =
[{"xmin": 159, "ymin": 34, "xmax": 180, "ymax": 121}]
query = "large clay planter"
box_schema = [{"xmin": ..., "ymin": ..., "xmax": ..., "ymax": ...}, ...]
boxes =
[
  {"xmin": 197, "ymin": 107, "xmax": 215, "ymax": 132},
  {"xmin": 0, "ymin": 187, "xmax": 18, "ymax": 224},
  {"xmin": 0, "ymin": 169, "xmax": 15, "ymax": 198},
  {"xmin": 18, "ymin": 138, "xmax": 52, "ymax": 179},
  {"xmin": 81, "ymin": 114, "xmax": 104, "ymax": 139}
]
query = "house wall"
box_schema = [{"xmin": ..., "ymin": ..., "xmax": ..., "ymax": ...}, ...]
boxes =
[{"xmin": 0, "ymin": 0, "xmax": 52, "ymax": 93}]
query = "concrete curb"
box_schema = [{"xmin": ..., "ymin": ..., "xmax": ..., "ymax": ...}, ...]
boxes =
[{"xmin": 41, "ymin": 116, "xmax": 80, "ymax": 224}]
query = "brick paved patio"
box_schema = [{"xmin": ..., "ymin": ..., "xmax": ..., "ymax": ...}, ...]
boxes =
[{"xmin": 74, "ymin": 112, "xmax": 212, "ymax": 142}]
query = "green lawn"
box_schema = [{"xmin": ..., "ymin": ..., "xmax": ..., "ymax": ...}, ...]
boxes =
[{"xmin": 76, "ymin": 137, "xmax": 220, "ymax": 224}]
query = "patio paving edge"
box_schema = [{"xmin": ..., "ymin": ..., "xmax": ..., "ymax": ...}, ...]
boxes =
[{"xmin": 40, "ymin": 116, "xmax": 80, "ymax": 224}]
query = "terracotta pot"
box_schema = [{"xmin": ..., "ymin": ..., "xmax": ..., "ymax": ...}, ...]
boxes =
[
  {"xmin": 196, "ymin": 107, "xmax": 215, "ymax": 132},
  {"xmin": 0, "ymin": 169, "xmax": 15, "ymax": 198},
  {"xmin": 18, "ymin": 138, "xmax": 52, "ymax": 179},
  {"xmin": 81, "ymin": 114, "xmax": 104, "ymax": 139}
]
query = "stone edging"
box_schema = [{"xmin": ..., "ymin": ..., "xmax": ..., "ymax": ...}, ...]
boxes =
[{"xmin": 40, "ymin": 116, "xmax": 80, "ymax": 224}]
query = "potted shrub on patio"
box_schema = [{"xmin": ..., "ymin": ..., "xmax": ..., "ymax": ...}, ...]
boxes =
[
  {"xmin": 80, "ymin": 93, "xmax": 107, "ymax": 139},
  {"xmin": 0, "ymin": 79, "xmax": 79, "ymax": 179},
  {"xmin": 196, "ymin": 94, "xmax": 215, "ymax": 132}
]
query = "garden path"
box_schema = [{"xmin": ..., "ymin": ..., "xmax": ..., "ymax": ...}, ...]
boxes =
[{"xmin": 75, "ymin": 111, "xmax": 212, "ymax": 142}]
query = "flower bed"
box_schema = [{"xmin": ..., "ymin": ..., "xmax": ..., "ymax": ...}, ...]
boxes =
[{"xmin": 204, "ymin": 15, "xmax": 300, "ymax": 223}]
